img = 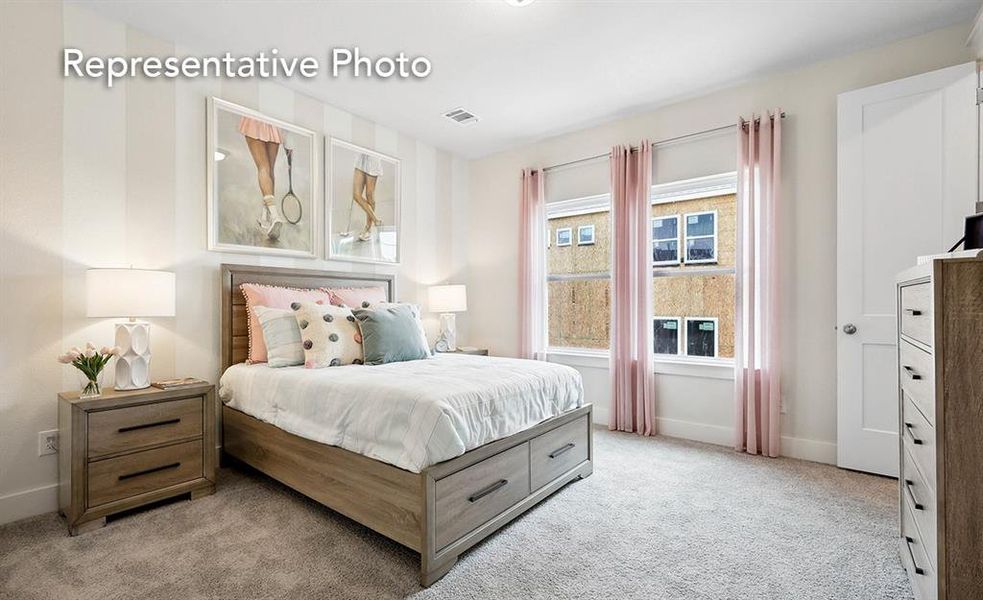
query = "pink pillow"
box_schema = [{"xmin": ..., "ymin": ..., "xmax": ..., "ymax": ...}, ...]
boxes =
[
  {"xmin": 241, "ymin": 283, "xmax": 330, "ymax": 363},
  {"xmin": 323, "ymin": 286, "xmax": 388, "ymax": 309}
]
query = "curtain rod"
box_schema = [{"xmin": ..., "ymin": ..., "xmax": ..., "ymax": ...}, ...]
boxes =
[{"xmin": 541, "ymin": 112, "xmax": 786, "ymax": 174}]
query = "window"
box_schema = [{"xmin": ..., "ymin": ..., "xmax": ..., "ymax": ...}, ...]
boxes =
[
  {"xmin": 547, "ymin": 194, "xmax": 610, "ymax": 350},
  {"xmin": 651, "ymin": 215, "xmax": 680, "ymax": 265},
  {"xmin": 685, "ymin": 317, "xmax": 718, "ymax": 357},
  {"xmin": 684, "ymin": 211, "xmax": 717, "ymax": 264},
  {"xmin": 577, "ymin": 225, "xmax": 595, "ymax": 245},
  {"xmin": 653, "ymin": 317, "xmax": 681, "ymax": 355},
  {"xmin": 652, "ymin": 173, "xmax": 736, "ymax": 361},
  {"xmin": 555, "ymin": 228, "xmax": 572, "ymax": 247}
]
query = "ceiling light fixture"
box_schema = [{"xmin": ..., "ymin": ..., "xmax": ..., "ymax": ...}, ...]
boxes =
[{"xmin": 504, "ymin": 0, "xmax": 536, "ymax": 6}]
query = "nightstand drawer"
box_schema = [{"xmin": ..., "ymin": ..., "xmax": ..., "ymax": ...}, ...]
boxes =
[
  {"xmin": 899, "ymin": 340, "xmax": 934, "ymax": 425},
  {"xmin": 88, "ymin": 397, "xmax": 203, "ymax": 458},
  {"xmin": 900, "ymin": 281, "xmax": 933, "ymax": 349},
  {"xmin": 87, "ymin": 439, "xmax": 204, "ymax": 507}
]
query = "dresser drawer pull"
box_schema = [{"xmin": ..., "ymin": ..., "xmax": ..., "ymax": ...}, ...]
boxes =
[
  {"xmin": 468, "ymin": 479, "xmax": 508, "ymax": 503},
  {"xmin": 903, "ymin": 309, "xmax": 923, "ymax": 316},
  {"xmin": 549, "ymin": 443, "xmax": 576, "ymax": 459},
  {"xmin": 903, "ymin": 422, "xmax": 923, "ymax": 445},
  {"xmin": 904, "ymin": 536, "xmax": 925, "ymax": 575},
  {"xmin": 118, "ymin": 462, "xmax": 181, "ymax": 481},
  {"xmin": 117, "ymin": 418, "xmax": 181, "ymax": 433},
  {"xmin": 902, "ymin": 366, "xmax": 922, "ymax": 380},
  {"xmin": 904, "ymin": 479, "xmax": 925, "ymax": 511}
]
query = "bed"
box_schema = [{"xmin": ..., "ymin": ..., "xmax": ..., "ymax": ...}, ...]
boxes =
[{"xmin": 219, "ymin": 264, "xmax": 593, "ymax": 586}]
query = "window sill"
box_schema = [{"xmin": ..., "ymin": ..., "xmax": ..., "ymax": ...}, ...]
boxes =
[{"xmin": 546, "ymin": 348, "xmax": 734, "ymax": 380}]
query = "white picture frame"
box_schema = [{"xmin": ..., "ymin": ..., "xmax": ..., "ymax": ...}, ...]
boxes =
[
  {"xmin": 206, "ymin": 97, "xmax": 319, "ymax": 258},
  {"xmin": 326, "ymin": 137, "xmax": 401, "ymax": 265}
]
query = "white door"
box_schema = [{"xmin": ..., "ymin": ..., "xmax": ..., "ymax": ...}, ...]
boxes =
[{"xmin": 836, "ymin": 62, "xmax": 977, "ymax": 477}]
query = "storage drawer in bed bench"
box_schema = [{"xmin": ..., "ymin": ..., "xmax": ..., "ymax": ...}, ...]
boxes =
[
  {"xmin": 530, "ymin": 415, "xmax": 589, "ymax": 491},
  {"xmin": 434, "ymin": 443, "xmax": 530, "ymax": 550}
]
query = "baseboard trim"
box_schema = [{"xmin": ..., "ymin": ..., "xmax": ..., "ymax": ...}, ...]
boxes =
[
  {"xmin": 656, "ymin": 417, "xmax": 733, "ymax": 447},
  {"xmin": 654, "ymin": 417, "xmax": 836, "ymax": 465},
  {"xmin": 0, "ymin": 483, "xmax": 58, "ymax": 525}
]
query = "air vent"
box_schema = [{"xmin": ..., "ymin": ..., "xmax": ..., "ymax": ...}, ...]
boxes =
[{"xmin": 443, "ymin": 107, "xmax": 479, "ymax": 126}]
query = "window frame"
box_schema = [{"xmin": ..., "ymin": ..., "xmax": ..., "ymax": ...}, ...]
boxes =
[
  {"xmin": 544, "ymin": 173, "xmax": 737, "ymax": 368},
  {"xmin": 577, "ymin": 224, "xmax": 596, "ymax": 246},
  {"xmin": 651, "ymin": 214, "xmax": 681, "ymax": 266},
  {"xmin": 682, "ymin": 210, "xmax": 718, "ymax": 265},
  {"xmin": 652, "ymin": 316, "xmax": 682, "ymax": 356},
  {"xmin": 684, "ymin": 316, "xmax": 719, "ymax": 359},
  {"xmin": 555, "ymin": 227, "xmax": 572, "ymax": 247}
]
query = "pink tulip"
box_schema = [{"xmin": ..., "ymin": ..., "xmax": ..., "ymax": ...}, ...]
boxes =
[
  {"xmin": 83, "ymin": 347, "xmax": 96, "ymax": 358},
  {"xmin": 68, "ymin": 349, "xmax": 81, "ymax": 360},
  {"xmin": 100, "ymin": 346, "xmax": 112, "ymax": 355},
  {"xmin": 56, "ymin": 353, "xmax": 73, "ymax": 364},
  {"xmin": 111, "ymin": 346, "xmax": 121, "ymax": 356},
  {"xmin": 85, "ymin": 342, "xmax": 96, "ymax": 350}
]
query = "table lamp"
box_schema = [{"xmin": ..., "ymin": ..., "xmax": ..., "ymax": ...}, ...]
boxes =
[
  {"xmin": 86, "ymin": 268, "xmax": 176, "ymax": 390},
  {"xmin": 428, "ymin": 284, "xmax": 467, "ymax": 351}
]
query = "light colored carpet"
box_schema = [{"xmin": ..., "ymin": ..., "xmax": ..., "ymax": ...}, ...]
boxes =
[{"xmin": 0, "ymin": 429, "xmax": 910, "ymax": 600}]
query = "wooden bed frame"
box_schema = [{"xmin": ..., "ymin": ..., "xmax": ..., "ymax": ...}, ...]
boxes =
[{"xmin": 220, "ymin": 264, "xmax": 593, "ymax": 586}]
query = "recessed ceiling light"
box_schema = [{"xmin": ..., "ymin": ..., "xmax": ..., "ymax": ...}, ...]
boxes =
[{"xmin": 504, "ymin": 0, "xmax": 536, "ymax": 6}]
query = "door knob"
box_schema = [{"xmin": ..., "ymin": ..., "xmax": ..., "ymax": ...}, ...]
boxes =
[{"xmin": 842, "ymin": 323, "xmax": 857, "ymax": 335}]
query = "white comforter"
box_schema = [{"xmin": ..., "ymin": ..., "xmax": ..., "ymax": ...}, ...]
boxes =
[{"xmin": 219, "ymin": 354, "xmax": 584, "ymax": 473}]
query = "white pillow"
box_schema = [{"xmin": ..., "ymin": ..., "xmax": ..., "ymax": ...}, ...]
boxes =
[
  {"xmin": 253, "ymin": 306, "xmax": 304, "ymax": 367},
  {"xmin": 292, "ymin": 302, "xmax": 364, "ymax": 368}
]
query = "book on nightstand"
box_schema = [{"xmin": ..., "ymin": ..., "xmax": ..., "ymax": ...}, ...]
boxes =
[{"xmin": 151, "ymin": 377, "xmax": 209, "ymax": 390}]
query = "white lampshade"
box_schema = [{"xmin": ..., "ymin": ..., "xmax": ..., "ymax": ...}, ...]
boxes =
[
  {"xmin": 428, "ymin": 284, "xmax": 467, "ymax": 313},
  {"xmin": 86, "ymin": 269, "xmax": 176, "ymax": 318}
]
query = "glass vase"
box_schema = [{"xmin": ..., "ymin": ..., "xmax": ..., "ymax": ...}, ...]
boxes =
[{"xmin": 78, "ymin": 370, "xmax": 105, "ymax": 399}]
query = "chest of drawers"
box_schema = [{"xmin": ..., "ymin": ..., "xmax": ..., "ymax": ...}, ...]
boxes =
[
  {"xmin": 896, "ymin": 253, "xmax": 983, "ymax": 600},
  {"xmin": 58, "ymin": 384, "xmax": 216, "ymax": 535}
]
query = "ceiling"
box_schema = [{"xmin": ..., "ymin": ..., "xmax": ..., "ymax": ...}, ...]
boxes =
[{"xmin": 81, "ymin": 0, "xmax": 980, "ymax": 158}]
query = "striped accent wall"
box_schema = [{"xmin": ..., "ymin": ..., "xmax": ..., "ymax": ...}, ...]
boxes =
[{"xmin": 0, "ymin": 2, "xmax": 470, "ymax": 523}]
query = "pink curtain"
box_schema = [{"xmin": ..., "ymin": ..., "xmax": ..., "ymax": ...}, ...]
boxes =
[
  {"xmin": 735, "ymin": 110, "xmax": 782, "ymax": 457},
  {"xmin": 609, "ymin": 143, "xmax": 656, "ymax": 435},
  {"xmin": 518, "ymin": 168, "xmax": 547, "ymax": 361}
]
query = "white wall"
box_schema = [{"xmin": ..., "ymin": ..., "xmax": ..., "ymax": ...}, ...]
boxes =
[
  {"xmin": 0, "ymin": 2, "xmax": 469, "ymax": 524},
  {"xmin": 467, "ymin": 22, "xmax": 975, "ymax": 462}
]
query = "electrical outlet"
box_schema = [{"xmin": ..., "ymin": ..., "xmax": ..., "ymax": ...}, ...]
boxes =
[{"xmin": 38, "ymin": 430, "xmax": 59, "ymax": 456}]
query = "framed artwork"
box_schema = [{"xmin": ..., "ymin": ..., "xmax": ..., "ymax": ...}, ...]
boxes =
[
  {"xmin": 207, "ymin": 97, "xmax": 318, "ymax": 257},
  {"xmin": 327, "ymin": 138, "xmax": 401, "ymax": 265}
]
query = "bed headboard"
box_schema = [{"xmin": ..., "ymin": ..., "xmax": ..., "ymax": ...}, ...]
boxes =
[{"xmin": 221, "ymin": 263, "xmax": 396, "ymax": 372}]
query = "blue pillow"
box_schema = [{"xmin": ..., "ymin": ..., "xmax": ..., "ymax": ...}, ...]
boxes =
[{"xmin": 353, "ymin": 303, "xmax": 431, "ymax": 365}]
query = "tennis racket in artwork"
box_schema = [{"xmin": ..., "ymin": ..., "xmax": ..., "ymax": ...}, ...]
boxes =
[{"xmin": 280, "ymin": 148, "xmax": 303, "ymax": 225}]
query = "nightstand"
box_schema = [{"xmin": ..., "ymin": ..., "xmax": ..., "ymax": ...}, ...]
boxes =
[
  {"xmin": 437, "ymin": 348, "xmax": 488, "ymax": 356},
  {"xmin": 58, "ymin": 383, "xmax": 216, "ymax": 535}
]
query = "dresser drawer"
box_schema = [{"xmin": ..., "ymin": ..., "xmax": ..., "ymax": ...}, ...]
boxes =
[
  {"xmin": 899, "ymin": 340, "xmax": 935, "ymax": 425},
  {"xmin": 530, "ymin": 415, "xmax": 589, "ymax": 491},
  {"xmin": 87, "ymin": 439, "xmax": 204, "ymax": 507},
  {"xmin": 900, "ymin": 282, "xmax": 933, "ymax": 348},
  {"xmin": 901, "ymin": 490, "xmax": 938, "ymax": 600},
  {"xmin": 903, "ymin": 447, "xmax": 937, "ymax": 564},
  {"xmin": 434, "ymin": 443, "xmax": 530, "ymax": 550},
  {"xmin": 902, "ymin": 392, "xmax": 936, "ymax": 485},
  {"xmin": 88, "ymin": 397, "xmax": 203, "ymax": 458}
]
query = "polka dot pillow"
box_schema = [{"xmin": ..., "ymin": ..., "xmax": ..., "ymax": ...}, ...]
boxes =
[{"xmin": 290, "ymin": 302, "xmax": 364, "ymax": 368}]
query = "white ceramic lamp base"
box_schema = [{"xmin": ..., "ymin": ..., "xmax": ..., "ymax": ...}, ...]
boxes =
[
  {"xmin": 114, "ymin": 320, "xmax": 151, "ymax": 390},
  {"xmin": 436, "ymin": 313, "xmax": 457, "ymax": 352}
]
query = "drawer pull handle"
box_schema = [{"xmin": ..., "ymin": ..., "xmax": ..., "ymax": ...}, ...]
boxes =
[
  {"xmin": 468, "ymin": 479, "xmax": 508, "ymax": 503},
  {"xmin": 902, "ymin": 366, "xmax": 922, "ymax": 381},
  {"xmin": 549, "ymin": 443, "xmax": 576, "ymax": 459},
  {"xmin": 904, "ymin": 479, "xmax": 924, "ymax": 511},
  {"xmin": 903, "ymin": 422, "xmax": 923, "ymax": 445},
  {"xmin": 904, "ymin": 536, "xmax": 925, "ymax": 576},
  {"xmin": 118, "ymin": 462, "xmax": 181, "ymax": 481},
  {"xmin": 118, "ymin": 418, "xmax": 181, "ymax": 433},
  {"xmin": 904, "ymin": 309, "xmax": 923, "ymax": 316}
]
